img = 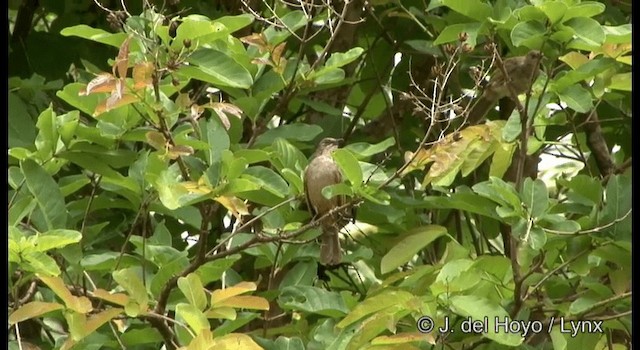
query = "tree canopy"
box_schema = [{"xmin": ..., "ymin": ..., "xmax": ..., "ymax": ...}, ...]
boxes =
[{"xmin": 8, "ymin": 0, "xmax": 631, "ymax": 349}]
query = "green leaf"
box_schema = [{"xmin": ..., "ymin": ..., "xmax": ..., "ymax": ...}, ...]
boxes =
[
  {"xmin": 178, "ymin": 273, "xmax": 208, "ymax": 311},
  {"xmin": 608, "ymin": 73, "xmax": 631, "ymax": 91},
  {"xmin": 441, "ymin": 0, "xmax": 492, "ymax": 21},
  {"xmin": 568, "ymin": 297, "xmax": 597, "ymax": 315},
  {"xmin": 253, "ymin": 124, "xmax": 323, "ymax": 146},
  {"xmin": 279, "ymin": 261, "xmax": 317, "ymax": 288},
  {"xmin": 171, "ymin": 14, "xmax": 254, "ymax": 51},
  {"xmin": 274, "ymin": 337, "xmax": 305, "ymax": 350},
  {"xmin": 521, "ymin": 178, "xmax": 548, "ymax": 218},
  {"xmin": 21, "ymin": 159, "xmax": 67, "ymax": 230},
  {"xmin": 312, "ymin": 68, "xmax": 346, "ymax": 85},
  {"xmin": 564, "ymin": 17, "xmax": 605, "ymax": 47},
  {"xmin": 538, "ymin": 1, "xmax": 567, "ymax": 24},
  {"xmin": 278, "ymin": 286, "xmax": 349, "ymax": 317},
  {"xmin": 263, "ymin": 11, "xmax": 307, "ymax": 45},
  {"xmin": 345, "ymin": 137, "xmax": 395, "ymax": 159},
  {"xmin": 195, "ymin": 256, "xmax": 241, "ymax": 286},
  {"xmin": 381, "ymin": 225, "xmax": 448, "ymax": 274},
  {"xmin": 599, "ymin": 174, "xmax": 631, "ymax": 240},
  {"xmin": 550, "ymin": 57, "xmax": 615, "ymax": 91},
  {"xmin": 60, "ymin": 25, "xmax": 131, "ymax": 48},
  {"xmin": 562, "ymin": 2, "xmax": 605, "ymax": 21},
  {"xmin": 555, "ymin": 85, "xmax": 593, "ymax": 113},
  {"xmin": 431, "ymin": 259, "xmax": 481, "ymax": 295},
  {"xmin": 8, "ymin": 93, "xmax": 36, "ymax": 148},
  {"xmin": 336, "ymin": 290, "xmax": 416, "ymax": 329},
  {"xmin": 112, "ymin": 268, "xmax": 149, "ymax": 312},
  {"xmin": 242, "ymin": 166, "xmax": 289, "ymax": 197},
  {"xmin": 449, "ymin": 295, "xmax": 523, "ymax": 346},
  {"xmin": 528, "ymin": 226, "xmax": 546, "ymax": 250},
  {"xmin": 331, "ymin": 149, "xmax": 363, "ymax": 186},
  {"xmin": 33, "ymin": 229, "xmax": 82, "ymax": 252},
  {"xmin": 433, "ymin": 23, "xmax": 482, "ymax": 47},
  {"xmin": 511, "ymin": 21, "xmax": 546, "ymax": 48},
  {"xmin": 175, "ymin": 303, "xmax": 210, "ymax": 335},
  {"xmin": 183, "ymin": 48, "xmax": 253, "ymax": 89},
  {"xmin": 24, "ymin": 251, "xmax": 61, "ymax": 276},
  {"xmin": 502, "ymin": 113, "xmax": 522, "ymax": 142},
  {"xmin": 325, "ymin": 47, "xmax": 364, "ymax": 69}
]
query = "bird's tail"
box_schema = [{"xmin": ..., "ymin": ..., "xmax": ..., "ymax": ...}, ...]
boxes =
[{"xmin": 320, "ymin": 229, "xmax": 341, "ymax": 266}]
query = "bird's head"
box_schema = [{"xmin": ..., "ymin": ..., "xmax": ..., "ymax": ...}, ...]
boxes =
[
  {"xmin": 316, "ymin": 137, "xmax": 343, "ymax": 154},
  {"xmin": 527, "ymin": 50, "xmax": 543, "ymax": 61}
]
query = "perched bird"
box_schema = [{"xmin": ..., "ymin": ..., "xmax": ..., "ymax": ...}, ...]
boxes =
[
  {"xmin": 303, "ymin": 137, "xmax": 349, "ymax": 266},
  {"xmin": 468, "ymin": 50, "xmax": 543, "ymax": 123}
]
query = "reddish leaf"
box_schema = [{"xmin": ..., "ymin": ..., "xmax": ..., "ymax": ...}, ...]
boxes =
[
  {"xmin": 113, "ymin": 36, "xmax": 132, "ymax": 78},
  {"xmin": 271, "ymin": 42, "xmax": 286, "ymax": 64},
  {"xmin": 132, "ymin": 61, "xmax": 154, "ymax": 90},
  {"xmin": 167, "ymin": 144, "xmax": 194, "ymax": 159},
  {"xmin": 9, "ymin": 301, "xmax": 65, "ymax": 324},
  {"xmin": 210, "ymin": 102, "xmax": 243, "ymax": 130},
  {"xmin": 240, "ymin": 33, "xmax": 268, "ymax": 53},
  {"xmin": 80, "ymin": 73, "xmax": 117, "ymax": 95}
]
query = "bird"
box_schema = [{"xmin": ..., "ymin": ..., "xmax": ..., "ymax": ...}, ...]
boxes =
[
  {"xmin": 303, "ymin": 137, "xmax": 350, "ymax": 266},
  {"xmin": 468, "ymin": 50, "xmax": 543, "ymax": 124}
]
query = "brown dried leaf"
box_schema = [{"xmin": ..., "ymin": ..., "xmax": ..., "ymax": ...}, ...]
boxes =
[
  {"xmin": 145, "ymin": 131, "xmax": 167, "ymax": 151},
  {"xmin": 240, "ymin": 33, "xmax": 268, "ymax": 53},
  {"xmin": 81, "ymin": 73, "xmax": 117, "ymax": 95},
  {"xmin": 113, "ymin": 36, "xmax": 132, "ymax": 78},
  {"xmin": 250, "ymin": 57, "xmax": 274, "ymax": 67},
  {"xmin": 271, "ymin": 42, "xmax": 286, "ymax": 64},
  {"xmin": 190, "ymin": 104, "xmax": 204, "ymax": 121},
  {"xmin": 167, "ymin": 144, "xmax": 194, "ymax": 159},
  {"xmin": 132, "ymin": 61, "xmax": 154, "ymax": 90},
  {"xmin": 94, "ymin": 89, "xmax": 138, "ymax": 116},
  {"xmin": 210, "ymin": 102, "xmax": 243, "ymax": 130}
]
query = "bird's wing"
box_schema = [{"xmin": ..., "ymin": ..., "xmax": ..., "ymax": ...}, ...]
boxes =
[{"xmin": 303, "ymin": 166, "xmax": 317, "ymax": 216}]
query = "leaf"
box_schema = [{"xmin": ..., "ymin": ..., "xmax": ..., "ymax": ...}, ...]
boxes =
[
  {"xmin": 555, "ymin": 85, "xmax": 593, "ymax": 113},
  {"xmin": 325, "ymin": 47, "xmax": 364, "ymax": 69},
  {"xmin": 538, "ymin": 1, "xmax": 567, "ymax": 24},
  {"xmin": 132, "ymin": 61, "xmax": 154, "ymax": 90},
  {"xmin": 8, "ymin": 93, "xmax": 36, "ymax": 148},
  {"xmin": 441, "ymin": 0, "xmax": 492, "ymax": 21},
  {"xmin": 9, "ymin": 301, "xmax": 65, "ymax": 324},
  {"xmin": 521, "ymin": 178, "xmax": 548, "ymax": 218},
  {"xmin": 253, "ymin": 123, "xmax": 323, "ymax": 146},
  {"xmin": 279, "ymin": 261, "xmax": 317, "ymax": 288},
  {"xmin": 24, "ymin": 251, "xmax": 61, "ymax": 276},
  {"xmin": 278, "ymin": 286, "xmax": 349, "ymax": 317},
  {"xmin": 175, "ymin": 303, "xmax": 209, "ymax": 335},
  {"xmin": 113, "ymin": 36, "xmax": 131, "ymax": 78},
  {"xmin": 332, "ymin": 149, "xmax": 363, "ymax": 186},
  {"xmin": 21, "ymin": 159, "xmax": 67, "ymax": 230},
  {"xmin": 208, "ymin": 102, "xmax": 243, "ymax": 130},
  {"xmin": 337, "ymin": 290, "xmax": 416, "ymax": 329},
  {"xmin": 568, "ymin": 297, "xmax": 598, "ymax": 315},
  {"xmin": 183, "ymin": 48, "xmax": 253, "ymax": 89},
  {"xmin": 211, "ymin": 281, "xmax": 257, "ymax": 306},
  {"xmin": 564, "ymin": 17, "xmax": 605, "ymax": 47},
  {"xmin": 242, "ymin": 166, "xmax": 289, "ymax": 198},
  {"xmin": 205, "ymin": 307, "xmax": 237, "ymax": 320},
  {"xmin": 112, "ymin": 268, "xmax": 149, "ymax": 313},
  {"xmin": 562, "ymin": 2, "xmax": 605, "ymax": 21},
  {"xmin": 83, "ymin": 308, "xmax": 123, "ymax": 337},
  {"xmin": 511, "ymin": 21, "xmax": 546, "ymax": 48},
  {"xmin": 433, "ymin": 23, "xmax": 482, "ymax": 47},
  {"xmin": 60, "ymin": 25, "xmax": 131, "ymax": 48},
  {"xmin": 608, "ymin": 73, "xmax": 631, "ymax": 91},
  {"xmin": 38, "ymin": 275, "xmax": 92, "ymax": 313},
  {"xmin": 32, "ymin": 229, "xmax": 82, "ymax": 252},
  {"xmin": 92, "ymin": 289, "xmax": 130, "ymax": 306},
  {"xmin": 449, "ymin": 295, "xmax": 523, "ymax": 346},
  {"xmin": 381, "ymin": 225, "xmax": 448, "ymax": 274},
  {"xmin": 178, "ymin": 273, "xmax": 208, "ymax": 311},
  {"xmin": 214, "ymin": 296, "xmax": 270, "ymax": 310}
]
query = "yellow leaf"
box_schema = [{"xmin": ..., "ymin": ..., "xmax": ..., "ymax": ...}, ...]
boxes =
[
  {"xmin": 9, "ymin": 301, "xmax": 64, "ymax": 324},
  {"xmin": 372, "ymin": 332, "xmax": 435, "ymax": 345},
  {"xmin": 210, "ymin": 282, "xmax": 257, "ymax": 306},
  {"xmin": 214, "ymin": 296, "xmax": 270, "ymax": 310},
  {"xmin": 38, "ymin": 275, "xmax": 92, "ymax": 313},
  {"xmin": 205, "ymin": 306, "xmax": 237, "ymax": 320},
  {"xmin": 211, "ymin": 333, "xmax": 263, "ymax": 350},
  {"xmin": 92, "ymin": 289, "xmax": 130, "ymax": 306},
  {"xmin": 83, "ymin": 308, "xmax": 123, "ymax": 337},
  {"xmin": 214, "ymin": 196, "xmax": 249, "ymax": 219}
]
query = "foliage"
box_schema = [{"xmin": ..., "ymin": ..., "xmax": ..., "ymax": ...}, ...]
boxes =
[{"xmin": 8, "ymin": 0, "xmax": 631, "ymax": 349}]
